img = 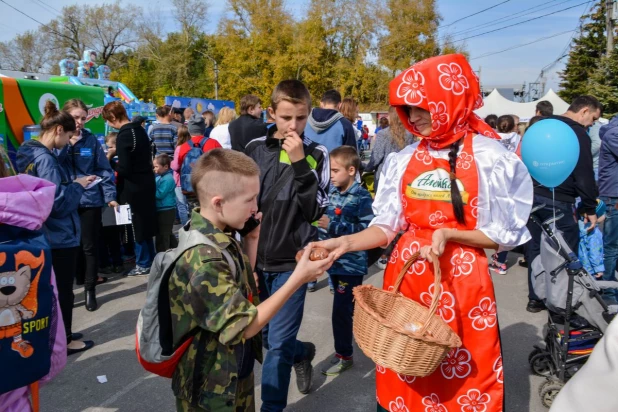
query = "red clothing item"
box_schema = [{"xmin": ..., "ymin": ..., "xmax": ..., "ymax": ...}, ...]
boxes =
[
  {"xmin": 389, "ymin": 53, "xmax": 499, "ymax": 149},
  {"xmin": 377, "ymin": 133, "xmax": 503, "ymax": 412},
  {"xmin": 175, "ymin": 136, "xmax": 222, "ymax": 169}
]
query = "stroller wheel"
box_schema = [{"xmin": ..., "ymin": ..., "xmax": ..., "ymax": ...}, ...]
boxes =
[
  {"xmin": 528, "ymin": 348, "xmax": 547, "ymax": 364},
  {"xmin": 530, "ymin": 353, "xmax": 553, "ymax": 377},
  {"xmin": 528, "ymin": 348, "xmax": 541, "ymax": 364},
  {"xmin": 539, "ymin": 382, "xmax": 564, "ymax": 408},
  {"xmin": 538, "ymin": 379, "xmax": 559, "ymax": 397}
]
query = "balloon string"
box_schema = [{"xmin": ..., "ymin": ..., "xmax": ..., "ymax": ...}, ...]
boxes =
[{"xmin": 552, "ymin": 188, "xmax": 562, "ymax": 256}]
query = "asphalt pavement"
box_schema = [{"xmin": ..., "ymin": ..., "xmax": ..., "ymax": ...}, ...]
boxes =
[{"xmin": 41, "ymin": 251, "xmax": 549, "ymax": 412}]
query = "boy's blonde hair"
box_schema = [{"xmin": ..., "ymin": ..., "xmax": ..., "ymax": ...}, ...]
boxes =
[
  {"xmin": 271, "ymin": 80, "xmax": 311, "ymax": 111},
  {"xmin": 191, "ymin": 149, "xmax": 260, "ymax": 204},
  {"xmin": 330, "ymin": 145, "xmax": 360, "ymax": 172}
]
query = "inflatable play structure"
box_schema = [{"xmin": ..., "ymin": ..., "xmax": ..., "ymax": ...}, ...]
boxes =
[
  {"xmin": 165, "ymin": 96, "xmax": 235, "ymax": 116},
  {"xmin": 0, "ymin": 77, "xmax": 105, "ymax": 165},
  {"xmin": 474, "ymin": 89, "xmax": 570, "ymax": 121},
  {"xmin": 50, "ymin": 50, "xmax": 154, "ymax": 121}
]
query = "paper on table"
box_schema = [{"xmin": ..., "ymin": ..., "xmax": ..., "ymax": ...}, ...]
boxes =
[
  {"xmin": 114, "ymin": 205, "xmax": 132, "ymax": 225},
  {"xmin": 85, "ymin": 177, "xmax": 103, "ymax": 190}
]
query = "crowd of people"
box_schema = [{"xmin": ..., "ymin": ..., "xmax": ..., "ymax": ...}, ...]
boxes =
[{"xmin": 0, "ymin": 51, "xmax": 617, "ymax": 412}]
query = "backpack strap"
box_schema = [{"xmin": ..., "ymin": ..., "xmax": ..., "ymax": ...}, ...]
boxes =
[
  {"xmin": 176, "ymin": 229, "xmax": 237, "ymax": 280},
  {"xmin": 198, "ymin": 136, "xmax": 209, "ymax": 150},
  {"xmin": 30, "ymin": 381, "xmax": 39, "ymax": 412}
]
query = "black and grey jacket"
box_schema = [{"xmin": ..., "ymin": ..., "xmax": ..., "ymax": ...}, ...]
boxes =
[{"xmin": 245, "ymin": 126, "xmax": 330, "ymax": 272}]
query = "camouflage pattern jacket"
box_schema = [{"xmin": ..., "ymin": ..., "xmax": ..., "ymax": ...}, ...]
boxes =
[
  {"xmin": 169, "ymin": 210, "xmax": 262, "ymax": 410},
  {"xmin": 319, "ymin": 181, "xmax": 374, "ymax": 276}
]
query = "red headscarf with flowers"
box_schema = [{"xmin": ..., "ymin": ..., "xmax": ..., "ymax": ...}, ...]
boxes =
[{"xmin": 389, "ymin": 54, "xmax": 500, "ymax": 149}]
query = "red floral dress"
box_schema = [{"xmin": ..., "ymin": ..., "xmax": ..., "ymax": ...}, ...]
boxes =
[{"xmin": 376, "ymin": 134, "xmax": 503, "ymax": 412}]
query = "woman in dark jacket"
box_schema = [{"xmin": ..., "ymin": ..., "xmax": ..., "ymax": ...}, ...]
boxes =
[
  {"xmin": 102, "ymin": 101, "xmax": 157, "ymax": 276},
  {"xmin": 61, "ymin": 99, "xmax": 117, "ymax": 312},
  {"xmin": 17, "ymin": 101, "xmax": 95, "ymax": 355}
]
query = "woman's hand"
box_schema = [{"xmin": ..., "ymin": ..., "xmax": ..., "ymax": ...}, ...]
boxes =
[
  {"xmin": 74, "ymin": 175, "xmax": 96, "ymax": 188},
  {"xmin": 291, "ymin": 246, "xmax": 335, "ymax": 284},
  {"xmin": 312, "ymin": 237, "xmax": 351, "ymax": 261},
  {"xmin": 420, "ymin": 228, "xmax": 452, "ymax": 263}
]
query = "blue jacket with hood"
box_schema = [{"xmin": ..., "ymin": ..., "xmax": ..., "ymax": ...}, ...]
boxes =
[
  {"xmin": 304, "ymin": 108, "xmax": 358, "ymax": 153},
  {"xmin": 16, "ymin": 140, "xmax": 84, "ymax": 248},
  {"xmin": 58, "ymin": 129, "xmax": 116, "ymax": 207}
]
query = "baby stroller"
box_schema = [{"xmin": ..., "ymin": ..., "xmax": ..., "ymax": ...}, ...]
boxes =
[{"xmin": 528, "ymin": 204, "xmax": 618, "ymax": 408}]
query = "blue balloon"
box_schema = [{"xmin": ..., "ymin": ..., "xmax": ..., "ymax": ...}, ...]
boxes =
[{"xmin": 521, "ymin": 119, "xmax": 579, "ymax": 188}]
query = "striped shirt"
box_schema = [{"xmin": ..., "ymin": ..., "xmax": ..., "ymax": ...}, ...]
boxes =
[{"xmin": 148, "ymin": 123, "xmax": 178, "ymax": 156}]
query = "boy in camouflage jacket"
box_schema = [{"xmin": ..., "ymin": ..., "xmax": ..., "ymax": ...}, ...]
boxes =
[
  {"xmin": 317, "ymin": 146, "xmax": 374, "ymax": 376},
  {"xmin": 168, "ymin": 149, "xmax": 334, "ymax": 412}
]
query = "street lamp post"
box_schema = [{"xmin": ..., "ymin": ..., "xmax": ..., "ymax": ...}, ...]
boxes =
[{"xmin": 197, "ymin": 50, "xmax": 219, "ymax": 100}]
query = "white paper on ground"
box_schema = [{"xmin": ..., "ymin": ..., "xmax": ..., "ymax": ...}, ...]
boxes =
[
  {"xmin": 97, "ymin": 375, "xmax": 108, "ymax": 383},
  {"xmin": 114, "ymin": 205, "xmax": 132, "ymax": 225},
  {"xmin": 85, "ymin": 177, "xmax": 103, "ymax": 190}
]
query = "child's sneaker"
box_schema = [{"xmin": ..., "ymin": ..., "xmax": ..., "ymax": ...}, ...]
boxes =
[
  {"xmin": 376, "ymin": 257, "xmax": 388, "ymax": 270},
  {"xmin": 490, "ymin": 262, "xmax": 507, "ymax": 275},
  {"xmin": 307, "ymin": 281, "xmax": 316, "ymax": 292},
  {"xmin": 321, "ymin": 356, "xmax": 353, "ymax": 376},
  {"xmin": 127, "ymin": 266, "xmax": 150, "ymax": 277}
]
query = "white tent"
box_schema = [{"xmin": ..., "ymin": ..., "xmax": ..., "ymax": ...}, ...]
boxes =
[{"xmin": 474, "ymin": 89, "xmax": 570, "ymax": 122}]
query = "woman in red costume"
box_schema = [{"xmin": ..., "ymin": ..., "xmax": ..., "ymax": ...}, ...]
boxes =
[{"xmin": 316, "ymin": 54, "xmax": 533, "ymax": 411}]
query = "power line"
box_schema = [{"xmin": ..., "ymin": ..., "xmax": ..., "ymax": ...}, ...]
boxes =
[
  {"xmin": 31, "ymin": 0, "xmax": 61, "ymax": 16},
  {"xmin": 444, "ymin": 0, "xmax": 573, "ymax": 39},
  {"xmin": 533, "ymin": 2, "xmax": 592, "ymax": 85},
  {"xmin": 470, "ymin": 29, "xmax": 576, "ymax": 60},
  {"xmin": 441, "ymin": 1, "xmax": 511, "ymax": 28},
  {"xmin": 448, "ymin": 0, "xmax": 592, "ymax": 44},
  {"xmin": 34, "ymin": 0, "xmax": 60, "ymax": 14},
  {"xmin": 0, "ymin": 0, "xmax": 94, "ymax": 50}
]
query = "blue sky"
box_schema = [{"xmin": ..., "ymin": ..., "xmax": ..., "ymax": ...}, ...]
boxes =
[{"xmin": 0, "ymin": 0, "xmax": 593, "ymax": 95}]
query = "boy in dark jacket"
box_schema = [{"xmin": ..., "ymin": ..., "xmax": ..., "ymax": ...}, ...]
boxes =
[
  {"xmin": 317, "ymin": 146, "xmax": 374, "ymax": 376},
  {"xmin": 245, "ymin": 80, "xmax": 330, "ymax": 411}
]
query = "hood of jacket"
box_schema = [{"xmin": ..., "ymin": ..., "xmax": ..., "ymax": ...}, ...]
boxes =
[
  {"xmin": 308, "ymin": 108, "xmax": 344, "ymax": 133},
  {"xmin": 0, "ymin": 175, "xmax": 55, "ymax": 230},
  {"xmin": 600, "ymin": 116, "xmax": 618, "ymax": 140},
  {"xmin": 16, "ymin": 140, "xmax": 54, "ymax": 174}
]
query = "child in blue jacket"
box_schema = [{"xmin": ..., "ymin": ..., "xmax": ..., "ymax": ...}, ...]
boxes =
[
  {"xmin": 316, "ymin": 146, "xmax": 374, "ymax": 376},
  {"xmin": 153, "ymin": 154, "xmax": 178, "ymax": 252},
  {"xmin": 578, "ymin": 200, "xmax": 606, "ymax": 279}
]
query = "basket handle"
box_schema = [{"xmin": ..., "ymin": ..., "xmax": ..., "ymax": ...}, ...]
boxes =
[{"xmin": 392, "ymin": 251, "xmax": 442, "ymax": 335}]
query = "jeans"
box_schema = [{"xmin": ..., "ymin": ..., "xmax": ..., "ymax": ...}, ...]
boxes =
[
  {"xmin": 76, "ymin": 207, "xmax": 102, "ymax": 292},
  {"xmin": 601, "ymin": 196, "xmax": 618, "ymax": 299},
  {"xmin": 259, "ymin": 270, "xmax": 309, "ymax": 412},
  {"xmin": 526, "ymin": 194, "xmax": 579, "ymax": 301},
  {"xmin": 308, "ymin": 274, "xmax": 333, "ymax": 290},
  {"xmin": 331, "ymin": 274, "xmax": 364, "ymax": 358},
  {"xmin": 494, "ymin": 251, "xmax": 508, "ymax": 264},
  {"xmin": 51, "ymin": 247, "xmax": 79, "ymax": 342},
  {"xmin": 175, "ymin": 186, "xmax": 189, "ymax": 226},
  {"xmin": 135, "ymin": 238, "xmax": 155, "ymax": 268}
]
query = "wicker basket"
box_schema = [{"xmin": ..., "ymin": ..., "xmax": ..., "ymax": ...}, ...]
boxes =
[{"xmin": 353, "ymin": 252, "xmax": 462, "ymax": 376}]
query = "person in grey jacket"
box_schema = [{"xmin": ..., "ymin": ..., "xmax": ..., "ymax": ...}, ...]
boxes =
[
  {"xmin": 364, "ymin": 106, "xmax": 416, "ymax": 190},
  {"xmin": 60, "ymin": 99, "xmax": 117, "ymax": 312},
  {"xmin": 17, "ymin": 101, "xmax": 96, "ymax": 355}
]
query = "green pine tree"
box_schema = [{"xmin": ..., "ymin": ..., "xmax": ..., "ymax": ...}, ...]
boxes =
[
  {"xmin": 588, "ymin": 49, "xmax": 618, "ymax": 117},
  {"xmin": 558, "ymin": 1, "xmax": 606, "ymax": 103}
]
